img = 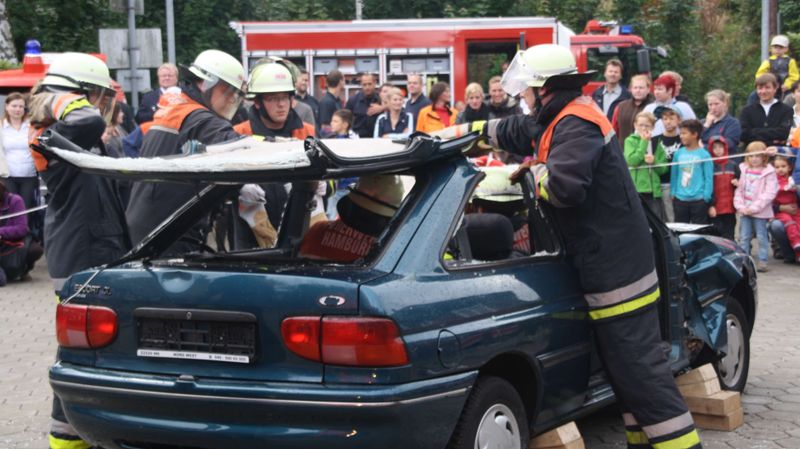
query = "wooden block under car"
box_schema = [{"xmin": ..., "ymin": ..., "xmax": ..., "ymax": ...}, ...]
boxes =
[
  {"xmin": 675, "ymin": 364, "xmax": 717, "ymax": 386},
  {"xmin": 692, "ymin": 406, "xmax": 744, "ymax": 431},
  {"xmin": 684, "ymin": 390, "xmax": 741, "ymax": 416},
  {"xmin": 529, "ymin": 421, "xmax": 585, "ymax": 449},
  {"xmin": 676, "ymin": 364, "xmax": 721, "ymax": 397}
]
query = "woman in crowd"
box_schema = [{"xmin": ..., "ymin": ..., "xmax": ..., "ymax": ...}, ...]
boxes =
[
  {"xmin": 374, "ymin": 87, "xmax": 413, "ymax": 139},
  {"xmin": 0, "ymin": 179, "xmax": 42, "ymax": 285},
  {"xmin": 0, "ymin": 93, "xmax": 36, "ymax": 213},
  {"xmin": 456, "ymin": 82, "xmax": 490, "ymax": 124},
  {"xmin": 416, "ymin": 82, "xmax": 458, "ymax": 133},
  {"xmin": 701, "ymin": 89, "xmax": 742, "ymax": 151}
]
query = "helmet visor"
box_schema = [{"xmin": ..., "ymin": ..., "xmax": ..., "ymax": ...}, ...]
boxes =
[
  {"xmin": 202, "ymin": 79, "xmax": 245, "ymax": 121},
  {"xmin": 87, "ymin": 86, "xmax": 117, "ymax": 126},
  {"xmin": 501, "ymin": 51, "xmax": 535, "ymax": 97}
]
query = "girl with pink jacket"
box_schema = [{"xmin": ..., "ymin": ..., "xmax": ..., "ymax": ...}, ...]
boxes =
[{"xmin": 734, "ymin": 141, "xmax": 779, "ymax": 271}]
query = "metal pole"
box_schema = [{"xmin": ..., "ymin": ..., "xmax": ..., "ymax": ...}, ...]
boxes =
[
  {"xmin": 128, "ymin": 0, "xmax": 139, "ymax": 109},
  {"xmin": 355, "ymin": 0, "xmax": 362, "ymax": 20},
  {"xmin": 761, "ymin": 0, "xmax": 768, "ymax": 61},
  {"xmin": 166, "ymin": 0, "xmax": 176, "ymax": 64}
]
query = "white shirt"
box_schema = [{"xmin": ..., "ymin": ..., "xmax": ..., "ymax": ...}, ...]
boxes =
[
  {"xmin": 1, "ymin": 119, "xmax": 34, "ymax": 177},
  {"xmin": 760, "ymin": 99, "xmax": 778, "ymax": 117},
  {"xmin": 601, "ymin": 85, "xmax": 622, "ymax": 116}
]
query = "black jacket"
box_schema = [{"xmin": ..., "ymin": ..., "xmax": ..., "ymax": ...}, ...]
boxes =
[
  {"xmin": 30, "ymin": 94, "xmax": 130, "ymax": 288},
  {"xmin": 592, "ymin": 85, "xmax": 632, "ymax": 120},
  {"xmin": 126, "ymin": 85, "xmax": 241, "ymax": 248},
  {"xmin": 487, "ymin": 97, "xmax": 522, "ymax": 120},
  {"xmin": 295, "ymin": 92, "xmax": 320, "ymax": 126},
  {"xmin": 319, "ymin": 91, "xmax": 341, "ymax": 126},
  {"xmin": 346, "ymin": 91, "xmax": 382, "ymax": 138},
  {"xmin": 497, "ymin": 91, "xmax": 655, "ymax": 295},
  {"xmin": 135, "ymin": 89, "xmax": 161, "ymax": 124},
  {"xmin": 738, "ymin": 101, "xmax": 793, "ymax": 146}
]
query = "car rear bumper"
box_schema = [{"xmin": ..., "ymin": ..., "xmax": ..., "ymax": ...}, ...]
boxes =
[{"xmin": 50, "ymin": 362, "xmax": 475, "ymax": 449}]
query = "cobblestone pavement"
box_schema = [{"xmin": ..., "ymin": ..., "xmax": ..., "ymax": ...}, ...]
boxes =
[{"xmin": 1, "ymin": 259, "xmax": 797, "ymax": 448}]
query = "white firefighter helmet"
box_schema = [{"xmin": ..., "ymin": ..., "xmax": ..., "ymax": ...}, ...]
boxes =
[
  {"xmin": 42, "ymin": 52, "xmax": 113, "ymax": 91},
  {"xmin": 347, "ymin": 175, "xmax": 405, "ymax": 218},
  {"xmin": 187, "ymin": 49, "xmax": 246, "ymax": 91},
  {"xmin": 501, "ymin": 44, "xmax": 595, "ymax": 96},
  {"xmin": 247, "ymin": 62, "xmax": 295, "ymax": 97}
]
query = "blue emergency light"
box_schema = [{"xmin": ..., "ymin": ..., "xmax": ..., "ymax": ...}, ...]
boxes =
[
  {"xmin": 619, "ymin": 24, "xmax": 633, "ymax": 35},
  {"xmin": 25, "ymin": 39, "xmax": 42, "ymax": 55}
]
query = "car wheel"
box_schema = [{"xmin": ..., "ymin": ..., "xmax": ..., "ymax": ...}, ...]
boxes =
[
  {"xmin": 447, "ymin": 375, "xmax": 529, "ymax": 449},
  {"xmin": 715, "ymin": 299, "xmax": 750, "ymax": 392}
]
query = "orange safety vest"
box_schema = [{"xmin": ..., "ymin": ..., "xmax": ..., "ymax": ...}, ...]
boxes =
[
  {"xmin": 28, "ymin": 93, "xmax": 93, "ymax": 172},
  {"xmin": 536, "ymin": 99, "xmax": 614, "ymax": 163},
  {"xmin": 148, "ymin": 92, "xmax": 206, "ymax": 134},
  {"xmin": 233, "ymin": 119, "xmax": 315, "ymax": 140}
]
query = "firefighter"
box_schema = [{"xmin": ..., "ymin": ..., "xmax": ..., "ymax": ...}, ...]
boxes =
[
  {"xmin": 125, "ymin": 49, "xmax": 246, "ymax": 248},
  {"xmin": 27, "ymin": 52, "xmax": 130, "ymax": 449},
  {"xmin": 483, "ymin": 44, "xmax": 702, "ymax": 449},
  {"xmin": 234, "ymin": 61, "xmax": 315, "ymax": 140}
]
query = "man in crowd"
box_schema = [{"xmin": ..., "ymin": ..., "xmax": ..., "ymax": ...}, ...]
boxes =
[
  {"xmin": 739, "ymin": 73, "xmax": 793, "ymax": 147},
  {"xmin": 404, "ymin": 73, "xmax": 431, "ymax": 125},
  {"xmin": 125, "ymin": 49, "xmax": 246, "ymax": 249},
  {"xmin": 592, "ymin": 59, "xmax": 631, "ymax": 120},
  {"xmin": 487, "ymin": 76, "xmax": 522, "ymax": 119},
  {"xmin": 294, "ymin": 68, "xmax": 320, "ymax": 127},
  {"xmin": 319, "ymin": 69, "xmax": 344, "ymax": 134},
  {"xmin": 346, "ymin": 73, "xmax": 384, "ymax": 137},
  {"xmin": 135, "ymin": 62, "xmax": 179, "ymax": 124},
  {"xmin": 643, "ymin": 74, "xmax": 696, "ymax": 136}
]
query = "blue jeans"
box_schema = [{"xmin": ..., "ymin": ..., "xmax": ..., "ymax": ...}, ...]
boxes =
[{"xmin": 739, "ymin": 216, "xmax": 769, "ymax": 262}]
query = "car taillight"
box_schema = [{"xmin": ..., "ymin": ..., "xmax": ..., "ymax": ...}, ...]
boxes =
[
  {"xmin": 281, "ymin": 316, "xmax": 321, "ymax": 361},
  {"xmin": 56, "ymin": 303, "xmax": 118, "ymax": 348},
  {"xmin": 281, "ymin": 316, "xmax": 408, "ymax": 367}
]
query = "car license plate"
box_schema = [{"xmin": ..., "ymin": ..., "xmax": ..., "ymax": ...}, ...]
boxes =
[{"xmin": 134, "ymin": 308, "xmax": 257, "ymax": 364}]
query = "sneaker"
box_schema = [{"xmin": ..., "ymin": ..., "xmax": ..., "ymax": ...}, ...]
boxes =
[
  {"xmin": 757, "ymin": 261, "xmax": 769, "ymax": 272},
  {"xmin": 0, "ymin": 268, "xmax": 6, "ymax": 287}
]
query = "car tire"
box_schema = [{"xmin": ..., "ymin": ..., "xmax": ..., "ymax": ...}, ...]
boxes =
[
  {"xmin": 714, "ymin": 298, "xmax": 750, "ymax": 392},
  {"xmin": 447, "ymin": 375, "xmax": 529, "ymax": 449}
]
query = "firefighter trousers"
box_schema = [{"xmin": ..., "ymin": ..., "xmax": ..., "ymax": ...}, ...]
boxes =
[
  {"xmin": 50, "ymin": 395, "xmax": 90, "ymax": 449},
  {"xmin": 587, "ymin": 270, "xmax": 702, "ymax": 449}
]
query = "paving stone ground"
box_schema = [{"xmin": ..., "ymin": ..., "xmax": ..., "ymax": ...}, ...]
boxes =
[{"xmin": 0, "ymin": 259, "xmax": 797, "ymax": 448}]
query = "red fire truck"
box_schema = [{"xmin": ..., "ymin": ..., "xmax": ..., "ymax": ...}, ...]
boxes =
[{"xmin": 230, "ymin": 17, "xmax": 661, "ymax": 101}]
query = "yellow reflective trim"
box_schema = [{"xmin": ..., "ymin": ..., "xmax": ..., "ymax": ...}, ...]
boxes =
[
  {"xmin": 252, "ymin": 134, "xmax": 265, "ymax": 141},
  {"xmin": 626, "ymin": 430, "xmax": 649, "ymax": 445},
  {"xmin": 652, "ymin": 429, "xmax": 701, "ymax": 449},
  {"xmin": 538, "ymin": 171, "xmax": 550, "ymax": 202},
  {"xmin": 471, "ymin": 120, "xmax": 487, "ymax": 133},
  {"xmin": 443, "ymin": 252, "xmax": 454, "ymax": 261},
  {"xmin": 588, "ymin": 288, "xmax": 660, "ymax": 320},
  {"xmin": 60, "ymin": 98, "xmax": 93, "ymax": 119},
  {"xmin": 49, "ymin": 435, "xmax": 92, "ymax": 449}
]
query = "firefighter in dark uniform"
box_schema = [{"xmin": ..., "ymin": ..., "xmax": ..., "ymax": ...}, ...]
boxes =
[
  {"xmin": 28, "ymin": 52, "xmax": 130, "ymax": 449},
  {"xmin": 125, "ymin": 49, "xmax": 247, "ymax": 249},
  {"xmin": 483, "ymin": 44, "xmax": 702, "ymax": 449}
]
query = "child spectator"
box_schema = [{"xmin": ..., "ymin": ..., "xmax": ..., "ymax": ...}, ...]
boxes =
[
  {"xmin": 707, "ymin": 136, "xmax": 739, "ymax": 240},
  {"xmin": 325, "ymin": 109, "xmax": 359, "ymax": 139},
  {"xmin": 0, "ymin": 180, "xmax": 41, "ymax": 285},
  {"xmin": 624, "ymin": 111, "xmax": 668, "ymax": 220},
  {"xmin": 653, "ymin": 105, "xmax": 683, "ymax": 221},
  {"xmin": 772, "ymin": 152, "xmax": 800, "ymax": 262},
  {"xmin": 325, "ymin": 109, "xmax": 359, "ymax": 219},
  {"xmin": 734, "ymin": 141, "xmax": 778, "ymax": 272},
  {"xmin": 755, "ymin": 35, "xmax": 799, "ymax": 97},
  {"xmin": 670, "ymin": 119, "xmax": 713, "ymax": 224}
]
